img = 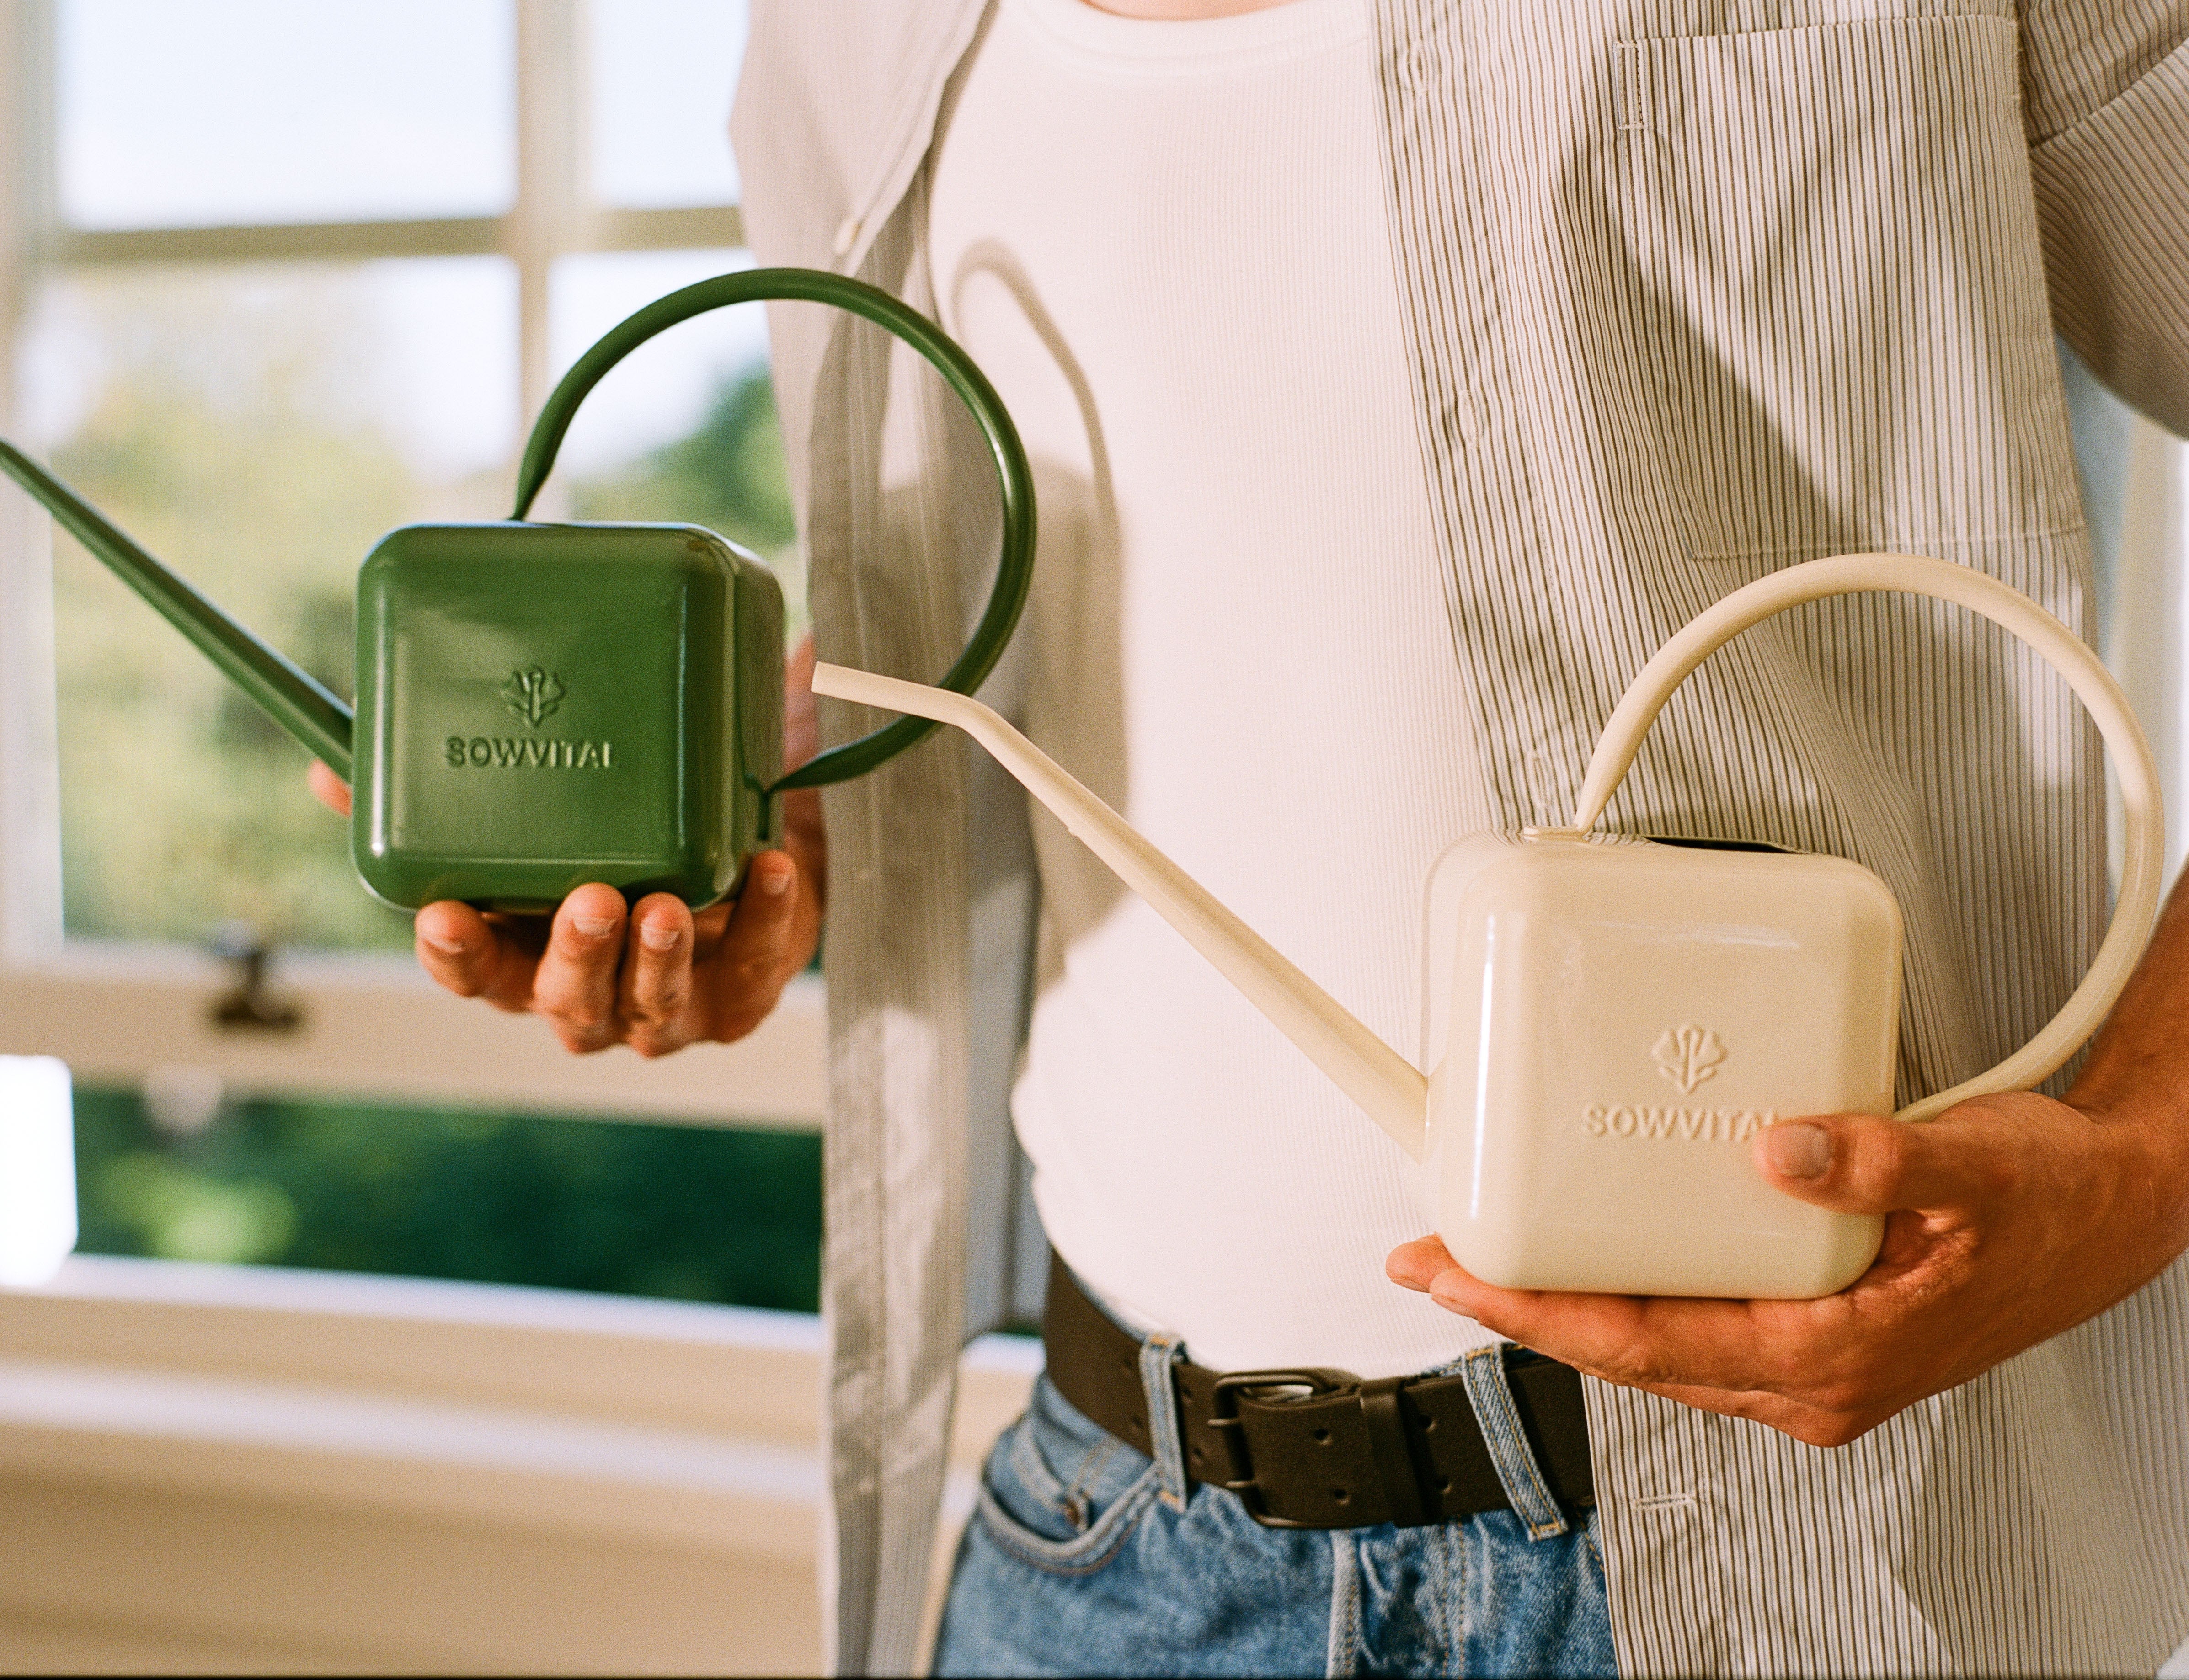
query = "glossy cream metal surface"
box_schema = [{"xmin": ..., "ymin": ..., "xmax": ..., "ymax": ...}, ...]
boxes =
[{"xmin": 1423, "ymin": 833, "xmax": 1900, "ymax": 1297}]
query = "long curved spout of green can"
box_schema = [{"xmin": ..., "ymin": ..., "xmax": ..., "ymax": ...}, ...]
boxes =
[{"xmin": 0, "ymin": 438, "xmax": 354, "ymax": 781}]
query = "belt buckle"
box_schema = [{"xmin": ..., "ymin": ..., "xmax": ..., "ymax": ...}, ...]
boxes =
[{"xmin": 1208, "ymin": 1366, "xmax": 1358, "ymax": 1530}]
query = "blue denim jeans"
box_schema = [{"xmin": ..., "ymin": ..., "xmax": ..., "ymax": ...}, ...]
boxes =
[{"xmin": 934, "ymin": 1364, "xmax": 1616, "ymax": 1677}]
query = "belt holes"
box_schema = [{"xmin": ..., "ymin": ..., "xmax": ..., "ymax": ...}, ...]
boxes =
[
  {"xmin": 1312, "ymin": 1427, "xmax": 1332, "ymax": 1445},
  {"xmin": 1131, "ymin": 1413, "xmax": 1144, "ymax": 1430},
  {"xmin": 1436, "ymin": 1477, "xmax": 1452, "ymax": 1493},
  {"xmin": 1190, "ymin": 1445, "xmax": 1205, "ymax": 1464},
  {"xmin": 1423, "ymin": 1416, "xmax": 1438, "ymax": 1433},
  {"xmin": 1333, "ymin": 1487, "xmax": 1351, "ymax": 1504}
]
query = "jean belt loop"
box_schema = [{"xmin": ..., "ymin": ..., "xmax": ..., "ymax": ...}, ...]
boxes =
[
  {"xmin": 1460, "ymin": 1346, "xmax": 1569, "ymax": 1540},
  {"xmin": 1137, "ymin": 1330, "xmax": 1190, "ymax": 1512}
]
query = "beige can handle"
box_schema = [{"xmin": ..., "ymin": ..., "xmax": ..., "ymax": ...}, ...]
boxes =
[{"xmin": 1565, "ymin": 552, "xmax": 2166, "ymax": 1123}]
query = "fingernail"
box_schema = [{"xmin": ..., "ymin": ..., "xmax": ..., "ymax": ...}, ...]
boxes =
[
  {"xmin": 422, "ymin": 933, "xmax": 468, "ymax": 955},
  {"xmin": 1764, "ymin": 1122, "xmax": 1832, "ymax": 1179},
  {"xmin": 572, "ymin": 914, "xmax": 616, "ymax": 939},
  {"xmin": 639, "ymin": 921, "xmax": 680, "ymax": 951},
  {"xmin": 761, "ymin": 868, "xmax": 793, "ymax": 897}
]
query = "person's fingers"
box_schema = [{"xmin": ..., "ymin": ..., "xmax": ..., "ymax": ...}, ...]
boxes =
[
  {"xmin": 419, "ymin": 854, "xmax": 811, "ymax": 1053},
  {"xmin": 621, "ymin": 892, "xmax": 697, "ymax": 1057},
  {"xmin": 702, "ymin": 851, "xmax": 801, "ymax": 1040},
  {"xmin": 1393, "ymin": 1234, "xmax": 1876, "ymax": 1403},
  {"xmin": 1390, "ymin": 1234, "xmax": 1780, "ymax": 1388},
  {"xmin": 415, "ymin": 901, "xmax": 537, "ymax": 1012},
  {"xmin": 307, "ymin": 760, "xmax": 352, "ymax": 817},
  {"xmin": 1621, "ymin": 1376, "xmax": 1881, "ymax": 1447},
  {"xmin": 1388, "ymin": 1236, "xmax": 1902, "ymax": 1443},
  {"xmin": 1386, "ymin": 1235, "xmax": 1452, "ymax": 1293},
  {"xmin": 1752, "ymin": 1108, "xmax": 2009, "ymax": 1216},
  {"xmin": 1420, "ymin": 1258, "xmax": 1831, "ymax": 1397},
  {"xmin": 530, "ymin": 883, "xmax": 630, "ymax": 1052},
  {"xmin": 687, "ymin": 896, "xmax": 737, "ymax": 963}
]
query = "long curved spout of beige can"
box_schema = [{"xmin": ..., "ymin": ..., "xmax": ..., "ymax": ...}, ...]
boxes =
[{"xmin": 811, "ymin": 663, "xmax": 1428, "ymax": 1162}]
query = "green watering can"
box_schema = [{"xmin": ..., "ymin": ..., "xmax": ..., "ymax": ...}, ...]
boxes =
[{"xmin": 0, "ymin": 270, "xmax": 1034, "ymax": 913}]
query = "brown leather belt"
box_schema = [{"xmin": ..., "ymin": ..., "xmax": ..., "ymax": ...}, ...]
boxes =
[{"xmin": 1041, "ymin": 1256, "xmax": 1593, "ymax": 1530}]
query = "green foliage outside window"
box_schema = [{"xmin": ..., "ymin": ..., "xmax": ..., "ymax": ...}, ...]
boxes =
[
  {"xmin": 73, "ymin": 1087, "xmax": 823, "ymax": 1312},
  {"xmin": 49, "ymin": 276, "xmax": 429, "ymax": 949}
]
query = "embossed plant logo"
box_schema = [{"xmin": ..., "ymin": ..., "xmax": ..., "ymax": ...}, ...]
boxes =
[
  {"xmin": 501, "ymin": 665, "xmax": 566, "ymax": 728},
  {"xmin": 1652, "ymin": 1024, "xmax": 1726, "ymax": 1094}
]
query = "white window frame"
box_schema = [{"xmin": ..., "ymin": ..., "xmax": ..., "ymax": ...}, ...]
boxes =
[{"xmin": 0, "ymin": 0, "xmax": 823, "ymax": 1128}]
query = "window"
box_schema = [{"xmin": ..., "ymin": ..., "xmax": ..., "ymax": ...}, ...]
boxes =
[
  {"xmin": 0, "ymin": 1, "xmax": 824, "ymax": 1296},
  {"xmin": 2060, "ymin": 347, "xmax": 2189, "ymax": 891},
  {"xmin": 2, "ymin": 3, "xmax": 2179, "ymax": 1301}
]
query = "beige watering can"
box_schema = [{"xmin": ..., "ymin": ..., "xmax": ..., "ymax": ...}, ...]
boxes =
[{"xmin": 815, "ymin": 554, "xmax": 2164, "ymax": 1299}]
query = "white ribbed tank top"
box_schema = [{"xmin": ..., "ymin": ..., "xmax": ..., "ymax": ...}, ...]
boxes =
[{"xmin": 929, "ymin": 0, "xmax": 1500, "ymax": 1375}]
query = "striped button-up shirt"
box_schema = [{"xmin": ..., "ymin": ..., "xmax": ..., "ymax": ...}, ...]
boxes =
[{"xmin": 733, "ymin": 3, "xmax": 2189, "ymax": 1672}]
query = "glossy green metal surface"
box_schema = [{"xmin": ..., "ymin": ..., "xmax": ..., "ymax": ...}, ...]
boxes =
[{"xmin": 352, "ymin": 522, "xmax": 782, "ymax": 912}]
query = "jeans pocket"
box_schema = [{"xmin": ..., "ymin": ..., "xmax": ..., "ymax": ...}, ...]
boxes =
[{"xmin": 973, "ymin": 1376, "xmax": 1159, "ymax": 1577}]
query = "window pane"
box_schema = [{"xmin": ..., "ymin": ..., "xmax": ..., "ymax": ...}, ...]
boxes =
[
  {"xmin": 22, "ymin": 259, "xmax": 519, "ymax": 950},
  {"xmin": 549, "ymin": 248, "xmax": 801, "ymax": 636},
  {"xmin": 72, "ymin": 1086, "xmax": 822, "ymax": 1311},
  {"xmin": 57, "ymin": 0, "xmax": 515, "ymax": 229},
  {"xmin": 590, "ymin": 0, "xmax": 746, "ymax": 209}
]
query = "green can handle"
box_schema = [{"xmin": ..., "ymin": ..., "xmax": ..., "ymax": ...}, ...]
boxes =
[{"xmin": 512, "ymin": 267, "xmax": 1037, "ymax": 796}]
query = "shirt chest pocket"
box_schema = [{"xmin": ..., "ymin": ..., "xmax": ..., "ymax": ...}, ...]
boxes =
[{"xmin": 1611, "ymin": 14, "xmax": 2081, "ymax": 564}]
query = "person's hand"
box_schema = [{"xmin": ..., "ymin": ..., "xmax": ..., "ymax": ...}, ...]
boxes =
[
  {"xmin": 1387, "ymin": 1090, "xmax": 2189, "ymax": 1446},
  {"xmin": 307, "ymin": 637, "xmax": 828, "ymax": 1057}
]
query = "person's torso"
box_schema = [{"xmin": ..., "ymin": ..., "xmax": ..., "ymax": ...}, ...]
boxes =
[{"xmin": 929, "ymin": 0, "xmax": 1499, "ymax": 1374}]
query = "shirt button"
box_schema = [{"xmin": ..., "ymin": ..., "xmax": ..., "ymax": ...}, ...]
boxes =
[
  {"xmin": 833, "ymin": 216, "xmax": 860, "ymax": 259},
  {"xmin": 1442, "ymin": 391, "xmax": 1487, "ymax": 447},
  {"xmin": 1401, "ymin": 41, "xmax": 1444, "ymax": 91}
]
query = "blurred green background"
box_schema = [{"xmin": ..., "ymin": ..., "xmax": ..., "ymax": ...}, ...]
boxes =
[{"xmin": 73, "ymin": 1087, "xmax": 823, "ymax": 1311}]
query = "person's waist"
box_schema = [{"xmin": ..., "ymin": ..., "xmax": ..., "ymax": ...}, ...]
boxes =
[
  {"xmin": 1012, "ymin": 1056, "xmax": 1499, "ymax": 1379},
  {"xmin": 1042, "ymin": 1254, "xmax": 1594, "ymax": 1530}
]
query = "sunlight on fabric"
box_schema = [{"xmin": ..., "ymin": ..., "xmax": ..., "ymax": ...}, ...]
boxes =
[{"xmin": 0, "ymin": 1056, "xmax": 76, "ymax": 1287}]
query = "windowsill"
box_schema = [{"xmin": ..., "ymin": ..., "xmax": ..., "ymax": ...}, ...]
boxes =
[
  {"xmin": 0, "ymin": 1256, "xmax": 1038, "ymax": 1671},
  {"xmin": 0, "ymin": 959, "xmax": 828, "ymax": 1126},
  {"xmin": 1, "ymin": 1253, "xmax": 1037, "ymax": 1448}
]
